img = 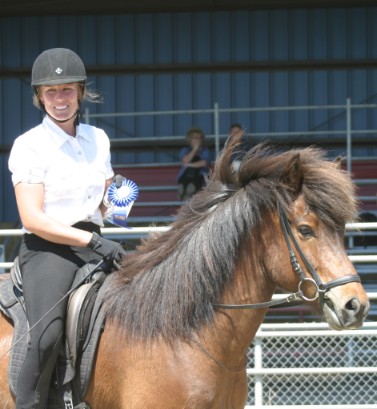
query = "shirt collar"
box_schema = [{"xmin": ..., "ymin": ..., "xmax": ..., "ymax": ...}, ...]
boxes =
[
  {"xmin": 76, "ymin": 123, "xmax": 91, "ymax": 141},
  {"xmin": 42, "ymin": 116, "xmax": 91, "ymax": 146}
]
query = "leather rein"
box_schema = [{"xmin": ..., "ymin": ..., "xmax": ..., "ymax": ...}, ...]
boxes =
[{"xmin": 213, "ymin": 208, "xmax": 361, "ymax": 311}]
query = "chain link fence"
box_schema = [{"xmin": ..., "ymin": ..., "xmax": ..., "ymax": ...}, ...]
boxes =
[{"xmin": 246, "ymin": 323, "xmax": 377, "ymax": 408}]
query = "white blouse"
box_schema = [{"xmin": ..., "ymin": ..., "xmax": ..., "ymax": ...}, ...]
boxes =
[{"xmin": 8, "ymin": 116, "xmax": 114, "ymax": 228}]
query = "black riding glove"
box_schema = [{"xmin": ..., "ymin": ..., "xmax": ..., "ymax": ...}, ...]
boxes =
[
  {"xmin": 113, "ymin": 174, "xmax": 125, "ymax": 188},
  {"xmin": 87, "ymin": 232, "xmax": 127, "ymax": 266}
]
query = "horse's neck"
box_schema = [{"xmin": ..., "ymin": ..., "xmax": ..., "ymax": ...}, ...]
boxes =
[{"xmin": 201, "ymin": 264, "xmax": 275, "ymax": 370}]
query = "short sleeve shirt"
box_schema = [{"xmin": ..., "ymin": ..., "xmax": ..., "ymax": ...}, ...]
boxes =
[
  {"xmin": 177, "ymin": 146, "xmax": 211, "ymax": 180},
  {"xmin": 8, "ymin": 116, "xmax": 114, "ymax": 228}
]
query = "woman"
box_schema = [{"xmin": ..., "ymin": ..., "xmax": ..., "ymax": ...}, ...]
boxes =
[
  {"xmin": 176, "ymin": 127, "xmax": 211, "ymax": 200},
  {"xmin": 8, "ymin": 48, "xmax": 127, "ymax": 409}
]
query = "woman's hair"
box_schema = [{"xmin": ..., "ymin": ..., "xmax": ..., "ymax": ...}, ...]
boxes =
[{"xmin": 186, "ymin": 127, "xmax": 205, "ymax": 143}]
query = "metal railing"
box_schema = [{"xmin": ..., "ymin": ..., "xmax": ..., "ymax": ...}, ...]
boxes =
[
  {"xmin": 84, "ymin": 98, "xmax": 377, "ymax": 174},
  {"xmin": 0, "ymin": 223, "xmax": 376, "ymax": 270}
]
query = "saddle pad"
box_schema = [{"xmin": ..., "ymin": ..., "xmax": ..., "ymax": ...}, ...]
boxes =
[
  {"xmin": 0, "ymin": 278, "xmax": 28, "ymax": 396},
  {"xmin": 0, "ymin": 275, "xmax": 18, "ymax": 309}
]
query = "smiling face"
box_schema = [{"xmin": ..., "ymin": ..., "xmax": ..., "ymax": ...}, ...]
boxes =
[{"xmin": 38, "ymin": 82, "xmax": 82, "ymax": 135}]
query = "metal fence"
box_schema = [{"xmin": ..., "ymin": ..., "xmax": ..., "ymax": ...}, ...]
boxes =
[
  {"xmin": 0, "ymin": 223, "xmax": 376, "ymax": 270},
  {"xmin": 246, "ymin": 322, "xmax": 377, "ymax": 408}
]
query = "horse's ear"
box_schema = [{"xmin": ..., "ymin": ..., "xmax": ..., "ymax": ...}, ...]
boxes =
[
  {"xmin": 281, "ymin": 153, "xmax": 303, "ymax": 194},
  {"xmin": 333, "ymin": 155, "xmax": 343, "ymax": 170},
  {"xmin": 212, "ymin": 131, "xmax": 242, "ymax": 184}
]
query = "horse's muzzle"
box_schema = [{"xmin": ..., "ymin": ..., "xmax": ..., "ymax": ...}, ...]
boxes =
[{"xmin": 323, "ymin": 292, "xmax": 370, "ymax": 330}]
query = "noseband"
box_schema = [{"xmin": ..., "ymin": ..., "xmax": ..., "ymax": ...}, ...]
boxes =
[{"xmin": 213, "ymin": 207, "xmax": 360, "ymax": 310}]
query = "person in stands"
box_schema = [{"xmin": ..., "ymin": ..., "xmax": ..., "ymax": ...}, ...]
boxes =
[
  {"xmin": 177, "ymin": 127, "xmax": 211, "ymax": 201},
  {"xmin": 8, "ymin": 48, "xmax": 127, "ymax": 409}
]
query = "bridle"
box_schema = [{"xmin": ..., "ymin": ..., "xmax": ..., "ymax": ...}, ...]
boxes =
[{"xmin": 213, "ymin": 207, "xmax": 361, "ymax": 310}]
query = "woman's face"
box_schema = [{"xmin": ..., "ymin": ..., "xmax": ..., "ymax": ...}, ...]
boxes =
[{"xmin": 38, "ymin": 83, "xmax": 81, "ymax": 124}]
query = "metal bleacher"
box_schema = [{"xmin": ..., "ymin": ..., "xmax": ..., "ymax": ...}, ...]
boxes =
[
  {"xmin": 113, "ymin": 163, "xmax": 182, "ymax": 225},
  {"xmin": 114, "ymin": 158, "xmax": 377, "ymax": 225}
]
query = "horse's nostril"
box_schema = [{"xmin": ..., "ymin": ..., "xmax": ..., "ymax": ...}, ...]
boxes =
[{"xmin": 345, "ymin": 297, "xmax": 361, "ymax": 313}]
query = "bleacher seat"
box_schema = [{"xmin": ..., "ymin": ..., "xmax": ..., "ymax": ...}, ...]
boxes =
[
  {"xmin": 113, "ymin": 163, "xmax": 183, "ymax": 221},
  {"xmin": 113, "ymin": 158, "xmax": 377, "ymax": 223},
  {"xmin": 348, "ymin": 159, "xmax": 377, "ymax": 212}
]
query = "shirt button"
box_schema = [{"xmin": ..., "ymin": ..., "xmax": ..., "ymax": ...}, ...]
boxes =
[
  {"xmin": 78, "ymin": 151, "xmax": 82, "ymax": 155},
  {"xmin": 88, "ymin": 195, "xmax": 92, "ymax": 199}
]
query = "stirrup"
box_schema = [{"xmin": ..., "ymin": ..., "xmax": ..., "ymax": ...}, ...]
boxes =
[
  {"xmin": 63, "ymin": 388, "xmax": 91, "ymax": 409},
  {"xmin": 73, "ymin": 403, "xmax": 91, "ymax": 409}
]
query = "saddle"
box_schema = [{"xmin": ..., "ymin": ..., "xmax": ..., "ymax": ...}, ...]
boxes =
[{"xmin": 0, "ymin": 257, "xmax": 114, "ymax": 409}]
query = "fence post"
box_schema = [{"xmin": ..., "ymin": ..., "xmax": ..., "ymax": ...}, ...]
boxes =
[
  {"xmin": 0, "ymin": 245, "xmax": 4, "ymax": 274},
  {"xmin": 254, "ymin": 337, "xmax": 263, "ymax": 407},
  {"xmin": 84, "ymin": 107, "xmax": 90, "ymax": 125},
  {"xmin": 214, "ymin": 102, "xmax": 220, "ymax": 158},
  {"xmin": 346, "ymin": 97, "xmax": 352, "ymax": 175}
]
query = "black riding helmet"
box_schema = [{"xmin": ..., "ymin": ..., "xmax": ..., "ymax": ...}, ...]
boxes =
[
  {"xmin": 31, "ymin": 48, "xmax": 87, "ymax": 123},
  {"xmin": 31, "ymin": 48, "xmax": 86, "ymax": 87}
]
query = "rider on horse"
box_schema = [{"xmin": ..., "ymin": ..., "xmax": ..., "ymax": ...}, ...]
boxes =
[{"xmin": 8, "ymin": 48, "xmax": 127, "ymax": 409}]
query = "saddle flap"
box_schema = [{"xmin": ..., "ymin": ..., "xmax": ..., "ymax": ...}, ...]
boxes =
[
  {"xmin": 66, "ymin": 281, "xmax": 99, "ymax": 368},
  {"xmin": 63, "ymin": 270, "xmax": 107, "ymax": 384}
]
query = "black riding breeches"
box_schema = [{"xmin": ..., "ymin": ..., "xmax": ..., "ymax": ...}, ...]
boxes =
[{"xmin": 15, "ymin": 226, "xmax": 100, "ymax": 409}]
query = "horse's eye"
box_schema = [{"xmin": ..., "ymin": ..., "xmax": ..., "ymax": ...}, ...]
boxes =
[{"xmin": 298, "ymin": 225, "xmax": 314, "ymax": 238}]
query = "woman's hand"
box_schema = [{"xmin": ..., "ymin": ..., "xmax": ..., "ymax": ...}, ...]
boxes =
[{"xmin": 191, "ymin": 139, "xmax": 202, "ymax": 151}]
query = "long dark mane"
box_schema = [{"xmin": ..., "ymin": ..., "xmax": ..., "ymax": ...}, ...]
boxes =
[{"xmin": 104, "ymin": 141, "xmax": 357, "ymax": 341}]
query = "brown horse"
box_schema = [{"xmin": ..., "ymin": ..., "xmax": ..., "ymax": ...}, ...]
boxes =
[{"xmin": 0, "ymin": 140, "xmax": 370, "ymax": 409}]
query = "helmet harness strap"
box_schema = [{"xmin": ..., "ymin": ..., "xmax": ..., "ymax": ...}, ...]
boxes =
[{"xmin": 44, "ymin": 108, "xmax": 81, "ymax": 127}]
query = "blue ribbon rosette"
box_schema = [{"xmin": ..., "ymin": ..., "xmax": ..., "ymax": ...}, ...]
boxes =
[{"xmin": 103, "ymin": 177, "xmax": 139, "ymax": 227}]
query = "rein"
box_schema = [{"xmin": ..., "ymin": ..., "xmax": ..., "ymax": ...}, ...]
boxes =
[{"xmin": 213, "ymin": 208, "xmax": 360, "ymax": 310}]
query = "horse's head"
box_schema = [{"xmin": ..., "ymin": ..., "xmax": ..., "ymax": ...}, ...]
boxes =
[{"xmin": 213, "ymin": 139, "xmax": 370, "ymax": 330}]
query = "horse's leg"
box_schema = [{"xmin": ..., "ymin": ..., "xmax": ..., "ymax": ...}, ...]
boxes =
[{"xmin": 0, "ymin": 314, "xmax": 15, "ymax": 409}]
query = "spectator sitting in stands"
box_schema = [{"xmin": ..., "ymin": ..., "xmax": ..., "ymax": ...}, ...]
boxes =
[
  {"xmin": 226, "ymin": 123, "xmax": 253, "ymax": 171},
  {"xmin": 177, "ymin": 127, "xmax": 210, "ymax": 201}
]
